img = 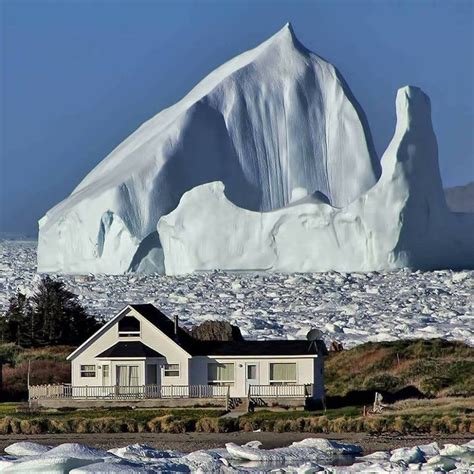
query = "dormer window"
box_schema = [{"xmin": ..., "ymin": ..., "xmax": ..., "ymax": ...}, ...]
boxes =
[{"xmin": 118, "ymin": 316, "xmax": 141, "ymax": 337}]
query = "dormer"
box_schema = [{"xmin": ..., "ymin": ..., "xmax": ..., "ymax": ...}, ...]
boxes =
[{"xmin": 118, "ymin": 315, "xmax": 141, "ymax": 338}]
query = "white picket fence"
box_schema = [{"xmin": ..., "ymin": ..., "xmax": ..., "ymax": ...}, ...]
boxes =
[
  {"xmin": 29, "ymin": 384, "xmax": 229, "ymax": 400},
  {"xmin": 249, "ymin": 384, "xmax": 313, "ymax": 398}
]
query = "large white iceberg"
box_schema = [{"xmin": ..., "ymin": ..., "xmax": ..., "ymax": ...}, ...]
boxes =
[
  {"xmin": 159, "ymin": 86, "xmax": 474, "ymax": 274},
  {"xmin": 37, "ymin": 23, "xmax": 379, "ymax": 274}
]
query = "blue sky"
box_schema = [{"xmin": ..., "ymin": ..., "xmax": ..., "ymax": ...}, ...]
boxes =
[{"xmin": 1, "ymin": 0, "xmax": 473, "ymax": 235}]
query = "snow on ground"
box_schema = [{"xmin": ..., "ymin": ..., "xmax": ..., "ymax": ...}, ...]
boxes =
[
  {"xmin": 0, "ymin": 240, "xmax": 472, "ymax": 348},
  {"xmin": 0, "ymin": 439, "xmax": 473, "ymax": 472}
]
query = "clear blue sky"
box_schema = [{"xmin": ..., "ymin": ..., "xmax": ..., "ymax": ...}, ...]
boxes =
[{"xmin": 1, "ymin": 0, "xmax": 473, "ymax": 235}]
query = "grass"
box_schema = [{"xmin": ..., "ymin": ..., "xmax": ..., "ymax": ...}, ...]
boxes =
[
  {"xmin": 0, "ymin": 399, "xmax": 471, "ymax": 435},
  {"xmin": 237, "ymin": 398, "xmax": 473, "ymax": 434},
  {"xmin": 325, "ymin": 339, "xmax": 474, "ymax": 398},
  {"xmin": 0, "ymin": 406, "xmax": 228, "ymax": 434}
]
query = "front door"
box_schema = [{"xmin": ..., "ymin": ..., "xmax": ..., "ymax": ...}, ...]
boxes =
[{"xmin": 245, "ymin": 363, "xmax": 258, "ymax": 395}]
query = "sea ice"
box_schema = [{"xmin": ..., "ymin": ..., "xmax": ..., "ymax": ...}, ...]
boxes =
[
  {"xmin": 45, "ymin": 443, "xmax": 114, "ymax": 460},
  {"xmin": 70, "ymin": 460, "xmax": 157, "ymax": 473},
  {"xmin": 289, "ymin": 439, "xmax": 362, "ymax": 455},
  {"xmin": 2, "ymin": 439, "xmax": 473, "ymax": 473},
  {"xmin": 389, "ymin": 446, "xmax": 425, "ymax": 464},
  {"xmin": 1, "ymin": 456, "xmax": 100, "ymax": 473},
  {"xmin": 108, "ymin": 443, "xmax": 183, "ymax": 462},
  {"xmin": 224, "ymin": 438, "xmax": 357, "ymax": 463},
  {"xmin": 4, "ymin": 442, "xmax": 51, "ymax": 457},
  {"xmin": 1, "ymin": 240, "xmax": 473, "ymax": 349}
]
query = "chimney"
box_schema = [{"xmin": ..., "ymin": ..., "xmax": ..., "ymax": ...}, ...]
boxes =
[{"xmin": 174, "ymin": 315, "xmax": 179, "ymax": 336}]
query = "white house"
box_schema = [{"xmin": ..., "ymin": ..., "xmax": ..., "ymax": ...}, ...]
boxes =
[{"xmin": 29, "ymin": 304, "xmax": 327, "ymax": 409}]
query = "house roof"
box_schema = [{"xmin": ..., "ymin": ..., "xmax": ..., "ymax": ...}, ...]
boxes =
[
  {"xmin": 130, "ymin": 304, "xmax": 327, "ymax": 357},
  {"xmin": 97, "ymin": 341, "xmax": 163, "ymax": 358},
  {"xmin": 128, "ymin": 304, "xmax": 199, "ymax": 354},
  {"xmin": 68, "ymin": 303, "xmax": 328, "ymax": 360},
  {"xmin": 192, "ymin": 339, "xmax": 328, "ymax": 356}
]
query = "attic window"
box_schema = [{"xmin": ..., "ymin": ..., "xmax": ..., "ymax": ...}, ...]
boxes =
[{"xmin": 118, "ymin": 316, "xmax": 141, "ymax": 337}]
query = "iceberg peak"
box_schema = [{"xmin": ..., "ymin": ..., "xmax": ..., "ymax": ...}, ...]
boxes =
[
  {"xmin": 263, "ymin": 22, "xmax": 301, "ymax": 51},
  {"xmin": 38, "ymin": 25, "xmax": 381, "ymax": 274}
]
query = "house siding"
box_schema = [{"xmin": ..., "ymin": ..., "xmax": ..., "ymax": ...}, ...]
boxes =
[
  {"xmin": 72, "ymin": 307, "xmax": 190, "ymax": 387},
  {"xmin": 189, "ymin": 356, "xmax": 318, "ymax": 398}
]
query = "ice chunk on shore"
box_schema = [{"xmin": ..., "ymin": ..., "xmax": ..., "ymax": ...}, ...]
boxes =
[
  {"xmin": 45, "ymin": 443, "xmax": 114, "ymax": 460},
  {"xmin": 108, "ymin": 443, "xmax": 183, "ymax": 461},
  {"xmin": 4, "ymin": 442, "xmax": 51, "ymax": 456},
  {"xmin": 225, "ymin": 438, "xmax": 361, "ymax": 463},
  {"xmin": 389, "ymin": 446, "xmax": 425, "ymax": 464},
  {"xmin": 70, "ymin": 460, "xmax": 157, "ymax": 473},
  {"xmin": 416, "ymin": 442, "xmax": 440, "ymax": 458},
  {"xmin": 2, "ymin": 456, "xmax": 100, "ymax": 473},
  {"xmin": 290, "ymin": 438, "xmax": 362, "ymax": 455}
]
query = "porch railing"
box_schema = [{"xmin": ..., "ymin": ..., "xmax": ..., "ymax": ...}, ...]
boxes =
[
  {"xmin": 28, "ymin": 384, "xmax": 229, "ymax": 400},
  {"xmin": 249, "ymin": 384, "xmax": 313, "ymax": 398}
]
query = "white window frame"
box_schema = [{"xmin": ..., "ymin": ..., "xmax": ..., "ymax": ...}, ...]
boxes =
[
  {"xmin": 269, "ymin": 362, "xmax": 297, "ymax": 385},
  {"xmin": 80, "ymin": 364, "xmax": 96, "ymax": 378},
  {"xmin": 163, "ymin": 363, "xmax": 180, "ymax": 377},
  {"xmin": 207, "ymin": 362, "xmax": 235, "ymax": 387}
]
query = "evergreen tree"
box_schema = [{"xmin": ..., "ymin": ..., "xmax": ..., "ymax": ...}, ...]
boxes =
[
  {"xmin": 1, "ymin": 277, "xmax": 99, "ymax": 347},
  {"xmin": 0, "ymin": 292, "xmax": 28, "ymax": 345},
  {"xmin": 31, "ymin": 276, "xmax": 99, "ymax": 346}
]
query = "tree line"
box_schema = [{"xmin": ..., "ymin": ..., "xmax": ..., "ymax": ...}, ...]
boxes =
[{"xmin": 0, "ymin": 277, "xmax": 100, "ymax": 347}]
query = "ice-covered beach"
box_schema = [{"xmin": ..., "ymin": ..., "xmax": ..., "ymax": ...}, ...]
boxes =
[
  {"xmin": 0, "ymin": 240, "xmax": 472, "ymax": 348},
  {"xmin": 0, "ymin": 437, "xmax": 473, "ymax": 472}
]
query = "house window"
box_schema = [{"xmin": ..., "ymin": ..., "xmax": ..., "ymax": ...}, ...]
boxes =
[
  {"xmin": 80, "ymin": 365, "xmax": 96, "ymax": 377},
  {"xmin": 116, "ymin": 365, "xmax": 139, "ymax": 386},
  {"xmin": 208, "ymin": 363, "xmax": 234, "ymax": 386},
  {"xmin": 118, "ymin": 316, "xmax": 141, "ymax": 337},
  {"xmin": 103, "ymin": 365, "xmax": 110, "ymax": 385},
  {"xmin": 269, "ymin": 363, "xmax": 296, "ymax": 385},
  {"xmin": 163, "ymin": 364, "xmax": 180, "ymax": 377}
]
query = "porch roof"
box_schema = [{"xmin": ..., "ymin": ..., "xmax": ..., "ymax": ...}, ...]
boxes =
[{"xmin": 97, "ymin": 341, "xmax": 163, "ymax": 358}]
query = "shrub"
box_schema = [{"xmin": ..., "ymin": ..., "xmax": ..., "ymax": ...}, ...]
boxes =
[
  {"xmin": 195, "ymin": 417, "xmax": 238, "ymax": 433},
  {"xmin": 196, "ymin": 417, "xmax": 218, "ymax": 432},
  {"xmin": 19, "ymin": 418, "xmax": 48, "ymax": 434},
  {"xmin": 147, "ymin": 415, "xmax": 164, "ymax": 433},
  {"xmin": 363, "ymin": 374, "xmax": 403, "ymax": 392}
]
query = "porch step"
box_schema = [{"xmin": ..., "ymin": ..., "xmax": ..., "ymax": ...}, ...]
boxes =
[{"xmin": 227, "ymin": 397, "xmax": 247, "ymax": 412}]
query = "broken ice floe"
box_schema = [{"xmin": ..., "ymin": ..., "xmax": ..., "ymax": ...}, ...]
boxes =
[
  {"xmin": 1, "ymin": 438, "xmax": 473, "ymax": 473},
  {"xmin": 1, "ymin": 240, "xmax": 472, "ymax": 348}
]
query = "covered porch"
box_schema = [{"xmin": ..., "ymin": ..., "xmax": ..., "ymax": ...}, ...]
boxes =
[{"xmin": 28, "ymin": 383, "xmax": 315, "ymax": 410}]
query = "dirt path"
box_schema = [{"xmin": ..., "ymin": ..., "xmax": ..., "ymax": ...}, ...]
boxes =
[{"xmin": 0, "ymin": 432, "xmax": 471, "ymax": 454}]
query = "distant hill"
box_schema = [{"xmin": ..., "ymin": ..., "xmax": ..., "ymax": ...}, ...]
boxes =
[
  {"xmin": 444, "ymin": 181, "xmax": 474, "ymax": 213},
  {"xmin": 325, "ymin": 339, "xmax": 474, "ymax": 400}
]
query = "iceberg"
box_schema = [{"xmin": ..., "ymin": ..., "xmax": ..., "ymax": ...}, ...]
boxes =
[
  {"xmin": 159, "ymin": 86, "xmax": 474, "ymax": 274},
  {"xmin": 37, "ymin": 23, "xmax": 379, "ymax": 275}
]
